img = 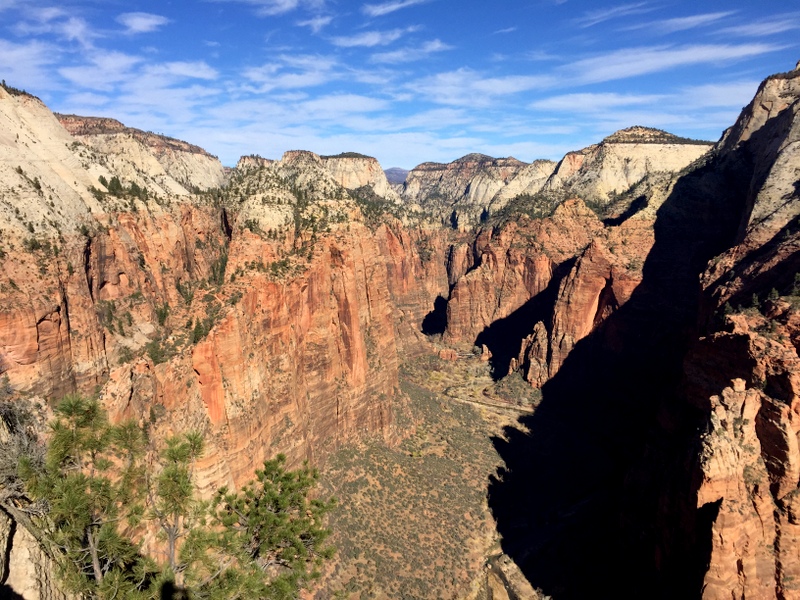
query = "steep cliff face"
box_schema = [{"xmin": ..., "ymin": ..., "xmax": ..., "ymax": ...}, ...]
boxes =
[
  {"xmin": 235, "ymin": 154, "xmax": 273, "ymax": 171},
  {"xmin": 402, "ymin": 154, "xmax": 528, "ymax": 227},
  {"xmin": 542, "ymin": 126, "xmax": 712, "ymax": 205},
  {"xmin": 472, "ymin": 67, "xmax": 799, "ymax": 600},
  {"xmin": 401, "ymin": 129, "xmax": 709, "ymax": 230},
  {"xmin": 57, "ymin": 114, "xmax": 227, "ymax": 193},
  {"xmin": 444, "ymin": 199, "xmax": 603, "ymax": 347},
  {"xmin": 491, "ymin": 159, "xmax": 557, "ymax": 204},
  {"xmin": 0, "ymin": 91, "xmax": 449, "ymax": 490},
  {"xmin": 321, "ymin": 153, "xmax": 401, "ymax": 203},
  {"xmin": 679, "ymin": 68, "xmax": 800, "ymax": 600}
]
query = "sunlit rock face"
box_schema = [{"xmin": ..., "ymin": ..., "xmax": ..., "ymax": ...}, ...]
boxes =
[{"xmin": 0, "ymin": 88, "xmax": 448, "ymax": 492}]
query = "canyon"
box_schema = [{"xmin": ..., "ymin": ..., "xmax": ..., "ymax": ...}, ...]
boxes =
[{"xmin": 0, "ymin": 61, "xmax": 798, "ymax": 600}]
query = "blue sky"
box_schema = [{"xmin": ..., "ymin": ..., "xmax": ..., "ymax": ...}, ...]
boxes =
[{"xmin": 0, "ymin": 0, "xmax": 797, "ymax": 168}]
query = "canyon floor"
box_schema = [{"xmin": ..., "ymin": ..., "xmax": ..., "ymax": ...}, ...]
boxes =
[{"xmin": 311, "ymin": 352, "xmax": 538, "ymax": 600}]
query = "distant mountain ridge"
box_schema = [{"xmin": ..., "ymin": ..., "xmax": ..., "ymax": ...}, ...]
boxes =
[{"xmin": 384, "ymin": 167, "xmax": 409, "ymax": 184}]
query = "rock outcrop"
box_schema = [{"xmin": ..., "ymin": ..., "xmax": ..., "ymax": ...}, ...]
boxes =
[
  {"xmin": 477, "ymin": 65, "xmax": 799, "ymax": 600},
  {"xmin": 57, "ymin": 114, "xmax": 227, "ymax": 193},
  {"xmin": 679, "ymin": 68, "xmax": 800, "ymax": 600},
  {"xmin": 2, "ymin": 60, "xmax": 799, "ymax": 600},
  {"xmin": 541, "ymin": 126, "xmax": 713, "ymax": 205},
  {"xmin": 321, "ymin": 152, "xmax": 401, "ymax": 203},
  {"xmin": 402, "ymin": 154, "xmax": 528, "ymax": 227},
  {"xmin": 400, "ymin": 129, "xmax": 710, "ymax": 229}
]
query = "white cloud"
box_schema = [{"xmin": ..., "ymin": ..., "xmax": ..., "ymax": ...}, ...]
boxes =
[
  {"xmin": 362, "ymin": 0, "xmax": 428, "ymax": 18},
  {"xmin": 60, "ymin": 92, "xmax": 111, "ymax": 108},
  {"xmin": 0, "ymin": 39, "xmax": 59, "ymax": 90},
  {"xmin": 117, "ymin": 12, "xmax": 171, "ymax": 34},
  {"xmin": 679, "ymin": 80, "xmax": 760, "ymax": 108},
  {"xmin": 59, "ymin": 51, "xmax": 142, "ymax": 91},
  {"xmin": 494, "ymin": 27, "xmax": 517, "ymax": 35},
  {"xmin": 624, "ymin": 11, "xmax": 736, "ymax": 34},
  {"xmin": 26, "ymin": 6, "xmax": 67, "ymax": 22},
  {"xmin": 330, "ymin": 26, "xmax": 418, "ymax": 48},
  {"xmin": 575, "ymin": 3, "xmax": 655, "ymax": 28},
  {"xmin": 14, "ymin": 13, "xmax": 99, "ymax": 48},
  {"xmin": 147, "ymin": 61, "xmax": 219, "ymax": 80},
  {"xmin": 567, "ymin": 43, "xmax": 782, "ymax": 84},
  {"xmin": 410, "ymin": 68, "xmax": 555, "ymax": 106},
  {"xmin": 217, "ymin": 0, "xmax": 325, "ymax": 17},
  {"xmin": 371, "ymin": 39, "xmax": 451, "ymax": 63},
  {"xmin": 719, "ymin": 14, "xmax": 800, "ymax": 37},
  {"xmin": 297, "ymin": 15, "xmax": 332, "ymax": 33},
  {"xmin": 299, "ymin": 94, "xmax": 388, "ymax": 117},
  {"xmin": 530, "ymin": 92, "xmax": 664, "ymax": 112},
  {"xmin": 242, "ymin": 54, "xmax": 339, "ymax": 91}
]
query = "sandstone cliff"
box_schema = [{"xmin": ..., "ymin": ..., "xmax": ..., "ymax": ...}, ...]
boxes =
[
  {"xmin": 401, "ymin": 129, "xmax": 709, "ymax": 229},
  {"xmin": 0, "ymin": 89, "xmax": 450, "ymax": 489},
  {"xmin": 57, "ymin": 114, "xmax": 228, "ymax": 193},
  {"xmin": 541, "ymin": 126, "xmax": 713, "ymax": 205},
  {"xmin": 402, "ymin": 154, "xmax": 528, "ymax": 228},
  {"xmin": 475, "ymin": 66, "xmax": 799, "ymax": 600},
  {"xmin": 321, "ymin": 152, "xmax": 401, "ymax": 203},
  {"xmin": 679, "ymin": 68, "xmax": 800, "ymax": 600}
]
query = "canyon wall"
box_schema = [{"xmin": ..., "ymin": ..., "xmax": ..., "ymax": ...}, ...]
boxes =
[
  {"xmin": 0, "ymin": 89, "xmax": 450, "ymax": 490},
  {"xmin": 478, "ymin": 66, "xmax": 800, "ymax": 599},
  {"xmin": 679, "ymin": 68, "xmax": 800, "ymax": 600}
]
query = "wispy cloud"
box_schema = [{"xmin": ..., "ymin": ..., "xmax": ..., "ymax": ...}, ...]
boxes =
[
  {"xmin": 575, "ymin": 3, "xmax": 655, "ymax": 28},
  {"xmin": 59, "ymin": 51, "xmax": 142, "ymax": 91},
  {"xmin": 494, "ymin": 27, "xmax": 517, "ymax": 34},
  {"xmin": 299, "ymin": 94, "xmax": 389, "ymax": 117},
  {"xmin": 567, "ymin": 43, "xmax": 782, "ymax": 84},
  {"xmin": 410, "ymin": 68, "xmax": 555, "ymax": 106},
  {"xmin": 362, "ymin": 0, "xmax": 428, "ymax": 18},
  {"xmin": 0, "ymin": 38, "xmax": 59, "ymax": 90},
  {"xmin": 297, "ymin": 15, "xmax": 332, "ymax": 33},
  {"xmin": 117, "ymin": 12, "xmax": 171, "ymax": 34},
  {"xmin": 624, "ymin": 11, "xmax": 736, "ymax": 34},
  {"xmin": 330, "ymin": 26, "xmax": 418, "ymax": 47},
  {"xmin": 14, "ymin": 11, "xmax": 99, "ymax": 49},
  {"xmin": 148, "ymin": 61, "xmax": 218, "ymax": 80},
  {"xmin": 530, "ymin": 92, "xmax": 665, "ymax": 112},
  {"xmin": 371, "ymin": 39, "xmax": 451, "ymax": 63},
  {"xmin": 217, "ymin": 0, "xmax": 325, "ymax": 17},
  {"xmin": 529, "ymin": 80, "xmax": 761, "ymax": 144},
  {"xmin": 718, "ymin": 13, "xmax": 800, "ymax": 37},
  {"xmin": 678, "ymin": 80, "xmax": 760, "ymax": 107},
  {"xmin": 242, "ymin": 54, "xmax": 339, "ymax": 92}
]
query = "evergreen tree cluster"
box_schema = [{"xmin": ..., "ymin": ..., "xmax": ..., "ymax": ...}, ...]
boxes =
[{"xmin": 0, "ymin": 395, "xmax": 334, "ymax": 599}]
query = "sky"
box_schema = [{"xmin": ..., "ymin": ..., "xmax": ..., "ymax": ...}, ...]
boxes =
[{"xmin": 0, "ymin": 0, "xmax": 798, "ymax": 168}]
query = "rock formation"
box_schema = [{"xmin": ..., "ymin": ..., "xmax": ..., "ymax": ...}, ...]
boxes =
[
  {"xmin": 57, "ymin": 114, "xmax": 227, "ymax": 193},
  {"xmin": 541, "ymin": 126, "xmax": 712, "ymax": 205},
  {"xmin": 400, "ymin": 129, "xmax": 710, "ymax": 229},
  {"xmin": 2, "ymin": 61, "xmax": 799, "ymax": 600},
  {"xmin": 0, "ymin": 87, "xmax": 450, "ymax": 487},
  {"xmin": 321, "ymin": 152, "xmax": 401, "ymax": 203},
  {"xmin": 402, "ymin": 154, "xmax": 528, "ymax": 227},
  {"xmin": 678, "ymin": 68, "xmax": 800, "ymax": 600}
]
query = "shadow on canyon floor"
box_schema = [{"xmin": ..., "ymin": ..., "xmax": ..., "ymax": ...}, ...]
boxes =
[{"xmin": 486, "ymin": 121, "xmax": 781, "ymax": 598}]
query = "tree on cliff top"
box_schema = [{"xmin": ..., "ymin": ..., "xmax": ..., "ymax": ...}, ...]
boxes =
[{"xmin": 2, "ymin": 394, "xmax": 335, "ymax": 599}]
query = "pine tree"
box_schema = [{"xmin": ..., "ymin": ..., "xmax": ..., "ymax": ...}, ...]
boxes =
[
  {"xmin": 4, "ymin": 397, "xmax": 336, "ymax": 599},
  {"xmin": 21, "ymin": 395, "xmax": 157, "ymax": 598}
]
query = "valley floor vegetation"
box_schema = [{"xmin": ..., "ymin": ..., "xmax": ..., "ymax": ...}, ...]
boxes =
[
  {"xmin": 0, "ymin": 386, "xmax": 334, "ymax": 600},
  {"xmin": 312, "ymin": 355, "xmax": 522, "ymax": 599}
]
